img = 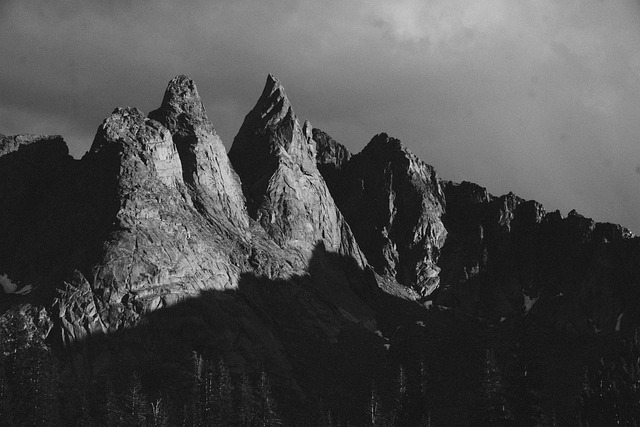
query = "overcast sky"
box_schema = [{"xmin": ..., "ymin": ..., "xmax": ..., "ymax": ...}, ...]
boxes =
[{"xmin": 2, "ymin": 0, "xmax": 640, "ymax": 232}]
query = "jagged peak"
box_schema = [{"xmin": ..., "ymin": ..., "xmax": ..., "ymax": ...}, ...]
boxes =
[
  {"xmin": 356, "ymin": 133, "xmax": 427, "ymax": 170},
  {"xmin": 0, "ymin": 134, "xmax": 67, "ymax": 157},
  {"xmin": 149, "ymin": 75, "xmax": 221, "ymax": 140},
  {"xmin": 313, "ymin": 128, "xmax": 352, "ymax": 173},
  {"xmin": 263, "ymin": 74, "xmax": 286, "ymax": 100},
  {"xmin": 365, "ymin": 133, "xmax": 404, "ymax": 152},
  {"xmin": 252, "ymin": 74, "xmax": 293, "ymax": 127},
  {"xmin": 89, "ymin": 107, "xmax": 169, "ymax": 156},
  {"xmin": 229, "ymin": 74, "xmax": 315, "ymax": 183},
  {"xmin": 149, "ymin": 75, "xmax": 209, "ymax": 128}
]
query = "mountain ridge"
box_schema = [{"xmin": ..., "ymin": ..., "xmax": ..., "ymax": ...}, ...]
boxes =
[{"xmin": 2, "ymin": 73, "xmax": 639, "ymax": 425}]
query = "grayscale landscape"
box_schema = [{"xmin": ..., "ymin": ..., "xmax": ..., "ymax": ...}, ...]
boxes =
[{"xmin": 2, "ymin": 2, "xmax": 640, "ymax": 425}]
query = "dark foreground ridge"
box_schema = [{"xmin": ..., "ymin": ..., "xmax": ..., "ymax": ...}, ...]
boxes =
[{"xmin": 1, "ymin": 75, "xmax": 640, "ymax": 425}]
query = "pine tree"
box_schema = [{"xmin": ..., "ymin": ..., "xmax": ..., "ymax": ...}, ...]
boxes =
[
  {"xmin": 317, "ymin": 399, "xmax": 335, "ymax": 427},
  {"xmin": 0, "ymin": 308, "xmax": 59, "ymax": 426},
  {"xmin": 369, "ymin": 380, "xmax": 382, "ymax": 426},
  {"xmin": 256, "ymin": 370, "xmax": 280, "ymax": 426},
  {"xmin": 509, "ymin": 344, "xmax": 549, "ymax": 426},
  {"xmin": 76, "ymin": 390, "xmax": 96, "ymax": 427},
  {"xmin": 191, "ymin": 351, "xmax": 205, "ymax": 426},
  {"xmin": 473, "ymin": 349, "xmax": 514, "ymax": 427},
  {"xmin": 150, "ymin": 397, "xmax": 169, "ymax": 427},
  {"xmin": 391, "ymin": 365, "xmax": 409, "ymax": 425},
  {"xmin": 418, "ymin": 411, "xmax": 432, "ymax": 427},
  {"xmin": 0, "ymin": 371, "xmax": 12, "ymax": 425},
  {"xmin": 105, "ymin": 378, "xmax": 124, "ymax": 427},
  {"xmin": 239, "ymin": 372, "xmax": 256, "ymax": 427},
  {"xmin": 418, "ymin": 358, "xmax": 431, "ymax": 424},
  {"xmin": 201, "ymin": 365, "xmax": 215, "ymax": 425},
  {"xmin": 123, "ymin": 372, "xmax": 148, "ymax": 426},
  {"xmin": 215, "ymin": 359, "xmax": 234, "ymax": 424}
]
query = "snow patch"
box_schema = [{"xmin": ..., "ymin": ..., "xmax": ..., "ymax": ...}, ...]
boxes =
[
  {"xmin": 523, "ymin": 293, "xmax": 538, "ymax": 314},
  {"xmin": 424, "ymin": 301, "xmax": 434, "ymax": 309},
  {"xmin": 416, "ymin": 321, "xmax": 425, "ymax": 327},
  {"xmin": 499, "ymin": 317, "xmax": 507, "ymax": 323},
  {"xmin": 0, "ymin": 274, "xmax": 34, "ymax": 295},
  {"xmin": 15, "ymin": 285, "xmax": 33, "ymax": 295},
  {"xmin": 0, "ymin": 274, "xmax": 17, "ymax": 293},
  {"xmin": 616, "ymin": 312, "xmax": 625, "ymax": 332},
  {"xmin": 384, "ymin": 344, "xmax": 391, "ymax": 350},
  {"xmin": 375, "ymin": 329, "xmax": 390, "ymax": 343},
  {"xmin": 589, "ymin": 318, "xmax": 602, "ymax": 334}
]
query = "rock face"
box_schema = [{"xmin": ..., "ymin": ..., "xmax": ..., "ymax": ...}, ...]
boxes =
[
  {"xmin": 313, "ymin": 128, "xmax": 352, "ymax": 188},
  {"xmin": 56, "ymin": 106, "xmax": 244, "ymax": 335},
  {"xmin": 437, "ymin": 180, "xmax": 640, "ymax": 332},
  {"xmin": 0, "ymin": 134, "xmax": 75, "ymax": 298},
  {"xmin": 229, "ymin": 75, "xmax": 366, "ymax": 265},
  {"xmin": 319, "ymin": 132, "xmax": 447, "ymax": 297},
  {"xmin": 149, "ymin": 75, "xmax": 249, "ymax": 229},
  {"xmin": 0, "ymin": 135, "xmax": 71, "ymax": 258}
]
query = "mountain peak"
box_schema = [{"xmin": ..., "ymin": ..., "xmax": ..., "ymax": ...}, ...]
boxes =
[
  {"xmin": 264, "ymin": 74, "xmax": 285, "ymax": 97},
  {"xmin": 229, "ymin": 75, "xmax": 311, "ymax": 188},
  {"xmin": 151, "ymin": 74, "xmax": 208, "ymax": 126},
  {"xmin": 149, "ymin": 76, "xmax": 249, "ymax": 228},
  {"xmin": 266, "ymin": 73, "xmax": 281, "ymax": 89},
  {"xmin": 365, "ymin": 133, "xmax": 404, "ymax": 153},
  {"xmin": 253, "ymin": 74, "xmax": 293, "ymax": 127},
  {"xmin": 229, "ymin": 77, "xmax": 365, "ymax": 264}
]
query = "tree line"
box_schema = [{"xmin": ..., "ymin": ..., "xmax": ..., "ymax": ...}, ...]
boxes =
[{"xmin": 0, "ymin": 308, "xmax": 281, "ymax": 426}]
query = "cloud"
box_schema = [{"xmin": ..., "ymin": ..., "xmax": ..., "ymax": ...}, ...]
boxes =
[{"xmin": 2, "ymin": 0, "xmax": 640, "ymax": 232}]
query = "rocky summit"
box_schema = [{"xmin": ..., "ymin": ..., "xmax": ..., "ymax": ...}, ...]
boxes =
[
  {"xmin": 2, "ymin": 74, "xmax": 640, "ymax": 426},
  {"xmin": 229, "ymin": 75, "xmax": 366, "ymax": 266}
]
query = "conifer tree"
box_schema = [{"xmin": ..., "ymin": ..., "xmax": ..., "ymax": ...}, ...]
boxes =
[
  {"xmin": 369, "ymin": 380, "xmax": 383, "ymax": 426},
  {"xmin": 0, "ymin": 308, "xmax": 59, "ymax": 426},
  {"xmin": 419, "ymin": 357, "xmax": 432, "ymax": 424},
  {"xmin": 123, "ymin": 372, "xmax": 148, "ymax": 426},
  {"xmin": 391, "ymin": 365, "xmax": 409, "ymax": 425},
  {"xmin": 256, "ymin": 370, "xmax": 279, "ymax": 426},
  {"xmin": 105, "ymin": 378, "xmax": 124, "ymax": 427},
  {"xmin": 473, "ymin": 349, "xmax": 514, "ymax": 426},
  {"xmin": 76, "ymin": 390, "xmax": 96, "ymax": 427},
  {"xmin": 202, "ymin": 365, "xmax": 215, "ymax": 425},
  {"xmin": 150, "ymin": 397, "xmax": 169, "ymax": 427},
  {"xmin": 317, "ymin": 399, "xmax": 335, "ymax": 427},
  {"xmin": 191, "ymin": 352, "xmax": 205, "ymax": 426},
  {"xmin": 0, "ymin": 373, "xmax": 9, "ymax": 423},
  {"xmin": 239, "ymin": 372, "xmax": 256, "ymax": 426},
  {"xmin": 215, "ymin": 358, "xmax": 234, "ymax": 424}
]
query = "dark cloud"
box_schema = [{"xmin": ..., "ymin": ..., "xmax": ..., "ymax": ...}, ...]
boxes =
[{"xmin": 2, "ymin": 0, "xmax": 640, "ymax": 232}]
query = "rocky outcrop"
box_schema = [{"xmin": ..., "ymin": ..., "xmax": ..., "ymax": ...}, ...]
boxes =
[
  {"xmin": 313, "ymin": 128, "xmax": 351, "ymax": 188},
  {"xmin": 149, "ymin": 75, "xmax": 249, "ymax": 229},
  {"xmin": 72, "ymin": 106, "xmax": 245, "ymax": 333},
  {"xmin": 0, "ymin": 134, "xmax": 75, "ymax": 298},
  {"xmin": 229, "ymin": 75, "xmax": 366, "ymax": 266},
  {"xmin": 321, "ymin": 133, "xmax": 447, "ymax": 297}
]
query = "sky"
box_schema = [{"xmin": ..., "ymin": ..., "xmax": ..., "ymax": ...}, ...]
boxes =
[{"xmin": 2, "ymin": 0, "xmax": 640, "ymax": 232}]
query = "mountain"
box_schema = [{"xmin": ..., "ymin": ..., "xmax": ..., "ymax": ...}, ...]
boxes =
[
  {"xmin": 316, "ymin": 132, "xmax": 447, "ymax": 298},
  {"xmin": 228, "ymin": 75, "xmax": 366, "ymax": 266},
  {"xmin": 1, "ymin": 74, "xmax": 640, "ymax": 425}
]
